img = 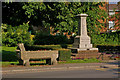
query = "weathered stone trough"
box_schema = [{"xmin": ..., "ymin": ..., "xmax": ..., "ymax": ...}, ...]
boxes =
[{"xmin": 16, "ymin": 43, "xmax": 58, "ymax": 66}]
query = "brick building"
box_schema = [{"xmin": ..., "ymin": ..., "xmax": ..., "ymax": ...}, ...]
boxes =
[{"xmin": 108, "ymin": 2, "xmax": 120, "ymax": 32}]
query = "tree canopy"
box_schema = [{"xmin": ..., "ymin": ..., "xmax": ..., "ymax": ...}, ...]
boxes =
[{"xmin": 2, "ymin": 2, "xmax": 108, "ymax": 34}]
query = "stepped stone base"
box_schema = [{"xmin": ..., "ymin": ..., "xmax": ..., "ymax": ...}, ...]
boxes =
[
  {"xmin": 71, "ymin": 52, "xmax": 99, "ymax": 59},
  {"xmin": 71, "ymin": 51, "xmax": 112, "ymax": 60}
]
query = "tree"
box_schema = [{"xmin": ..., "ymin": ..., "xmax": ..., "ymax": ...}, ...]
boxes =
[
  {"xmin": 2, "ymin": 2, "xmax": 28, "ymax": 26},
  {"xmin": 2, "ymin": 2, "xmax": 108, "ymax": 35}
]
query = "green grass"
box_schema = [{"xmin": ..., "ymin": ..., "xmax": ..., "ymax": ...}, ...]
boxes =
[
  {"xmin": 1, "ymin": 62, "xmax": 19, "ymax": 67},
  {"xmin": 2, "ymin": 46, "xmax": 17, "ymax": 52},
  {"xmin": 2, "ymin": 46, "xmax": 18, "ymax": 61},
  {"xmin": 59, "ymin": 58, "xmax": 102, "ymax": 64},
  {"xmin": 2, "ymin": 46, "xmax": 18, "ymax": 67}
]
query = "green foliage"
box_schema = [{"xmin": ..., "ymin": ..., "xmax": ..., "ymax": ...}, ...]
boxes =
[
  {"xmin": 58, "ymin": 49, "xmax": 71, "ymax": 61},
  {"xmin": 1, "ymin": 62, "xmax": 19, "ymax": 67},
  {"xmin": 2, "ymin": 23, "xmax": 32, "ymax": 47},
  {"xmin": 25, "ymin": 45, "xmax": 54, "ymax": 51},
  {"xmin": 59, "ymin": 58, "xmax": 101, "ymax": 64},
  {"xmin": 96, "ymin": 45, "xmax": 120, "ymax": 53},
  {"xmin": 25, "ymin": 44, "xmax": 72, "ymax": 51},
  {"xmin": 3, "ymin": 2, "xmax": 107, "ymax": 34},
  {"xmin": 60, "ymin": 44, "xmax": 68, "ymax": 48},
  {"xmin": 2, "ymin": 2, "xmax": 28, "ymax": 26},
  {"xmin": 34, "ymin": 32, "xmax": 70, "ymax": 45},
  {"xmin": 2, "ymin": 46, "xmax": 17, "ymax": 61},
  {"xmin": 91, "ymin": 31, "xmax": 120, "ymax": 46}
]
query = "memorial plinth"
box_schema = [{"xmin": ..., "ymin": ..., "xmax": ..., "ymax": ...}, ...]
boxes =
[{"xmin": 71, "ymin": 14, "xmax": 98, "ymax": 53}]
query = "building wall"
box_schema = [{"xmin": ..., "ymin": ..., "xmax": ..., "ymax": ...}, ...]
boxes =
[{"xmin": 108, "ymin": 2, "xmax": 120, "ymax": 31}]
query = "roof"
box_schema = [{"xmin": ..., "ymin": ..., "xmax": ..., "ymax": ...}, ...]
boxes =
[{"xmin": 109, "ymin": 4, "xmax": 119, "ymax": 11}]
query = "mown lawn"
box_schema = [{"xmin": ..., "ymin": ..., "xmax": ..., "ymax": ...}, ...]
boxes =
[
  {"xmin": 2, "ymin": 46, "xmax": 17, "ymax": 62},
  {"xmin": 59, "ymin": 58, "xmax": 102, "ymax": 64},
  {"xmin": 2, "ymin": 46, "xmax": 18, "ymax": 67}
]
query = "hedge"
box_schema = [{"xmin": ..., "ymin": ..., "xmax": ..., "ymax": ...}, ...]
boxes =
[
  {"xmin": 58, "ymin": 49, "xmax": 71, "ymax": 61},
  {"xmin": 96, "ymin": 45, "xmax": 120, "ymax": 53},
  {"xmin": 33, "ymin": 32, "xmax": 73, "ymax": 45},
  {"xmin": 25, "ymin": 44, "xmax": 72, "ymax": 51},
  {"xmin": 91, "ymin": 31, "xmax": 120, "ymax": 46}
]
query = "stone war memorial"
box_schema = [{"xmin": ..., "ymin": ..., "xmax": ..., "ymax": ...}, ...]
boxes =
[{"xmin": 71, "ymin": 14, "xmax": 99, "ymax": 59}]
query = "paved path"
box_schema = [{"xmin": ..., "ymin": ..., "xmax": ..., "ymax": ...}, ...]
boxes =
[
  {"xmin": 2, "ymin": 61, "xmax": 119, "ymax": 74},
  {"xmin": 1, "ymin": 60, "xmax": 119, "ymax": 79},
  {"xmin": 2, "ymin": 66, "xmax": 119, "ymax": 78}
]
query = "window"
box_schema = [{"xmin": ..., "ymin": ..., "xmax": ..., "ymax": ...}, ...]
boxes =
[
  {"xmin": 109, "ymin": 11, "xmax": 115, "ymax": 16},
  {"xmin": 109, "ymin": 21, "xmax": 115, "ymax": 29}
]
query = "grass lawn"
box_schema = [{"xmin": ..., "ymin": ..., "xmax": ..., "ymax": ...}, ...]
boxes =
[
  {"xmin": 1, "ymin": 62, "xmax": 19, "ymax": 67},
  {"xmin": 59, "ymin": 58, "xmax": 102, "ymax": 64},
  {"xmin": 2, "ymin": 46, "xmax": 17, "ymax": 62},
  {"xmin": 2, "ymin": 46, "xmax": 18, "ymax": 67},
  {"xmin": 2, "ymin": 46, "xmax": 17, "ymax": 52}
]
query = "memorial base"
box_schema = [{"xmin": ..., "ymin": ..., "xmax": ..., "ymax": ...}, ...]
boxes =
[{"xmin": 71, "ymin": 48, "xmax": 99, "ymax": 59}]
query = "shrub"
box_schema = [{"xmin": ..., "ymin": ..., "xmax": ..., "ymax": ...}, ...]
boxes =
[
  {"xmin": 60, "ymin": 44, "xmax": 68, "ymax": 48},
  {"xmin": 58, "ymin": 49, "xmax": 71, "ymax": 61},
  {"xmin": 2, "ymin": 23, "xmax": 33, "ymax": 47},
  {"xmin": 96, "ymin": 45, "xmax": 120, "ymax": 53},
  {"xmin": 33, "ymin": 32, "xmax": 70, "ymax": 45},
  {"xmin": 24, "ymin": 45, "xmax": 53, "ymax": 51},
  {"xmin": 25, "ymin": 45, "xmax": 63, "ymax": 51},
  {"xmin": 91, "ymin": 31, "xmax": 120, "ymax": 46}
]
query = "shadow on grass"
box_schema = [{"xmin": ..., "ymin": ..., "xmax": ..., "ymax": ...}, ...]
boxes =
[
  {"xmin": 30, "ymin": 63, "xmax": 47, "ymax": 66},
  {"xmin": 2, "ymin": 50, "xmax": 18, "ymax": 62},
  {"xmin": 2, "ymin": 61, "xmax": 47, "ymax": 67},
  {"xmin": 97, "ymin": 45, "xmax": 120, "ymax": 53}
]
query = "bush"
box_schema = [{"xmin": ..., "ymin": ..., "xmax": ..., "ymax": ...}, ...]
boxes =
[
  {"xmin": 60, "ymin": 44, "xmax": 68, "ymax": 48},
  {"xmin": 34, "ymin": 32, "xmax": 70, "ymax": 45},
  {"xmin": 96, "ymin": 45, "xmax": 120, "ymax": 53},
  {"xmin": 2, "ymin": 23, "xmax": 33, "ymax": 47},
  {"xmin": 25, "ymin": 45, "xmax": 53, "ymax": 51},
  {"xmin": 91, "ymin": 31, "xmax": 120, "ymax": 46},
  {"xmin": 25, "ymin": 45, "xmax": 62, "ymax": 51},
  {"xmin": 58, "ymin": 49, "xmax": 71, "ymax": 61}
]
